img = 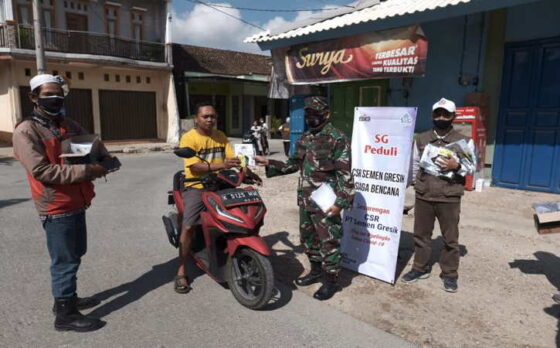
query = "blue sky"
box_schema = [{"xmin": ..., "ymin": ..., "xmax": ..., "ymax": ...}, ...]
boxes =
[{"xmin": 171, "ymin": 1, "xmax": 355, "ymax": 54}]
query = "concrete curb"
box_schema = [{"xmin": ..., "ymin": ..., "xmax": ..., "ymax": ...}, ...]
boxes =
[{"xmin": 108, "ymin": 144, "xmax": 175, "ymax": 154}]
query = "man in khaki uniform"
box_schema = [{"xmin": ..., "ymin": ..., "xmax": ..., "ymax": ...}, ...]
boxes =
[{"xmin": 401, "ymin": 98, "xmax": 475, "ymax": 292}]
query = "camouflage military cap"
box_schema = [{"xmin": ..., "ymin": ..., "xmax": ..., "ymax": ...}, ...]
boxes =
[{"xmin": 304, "ymin": 96, "xmax": 329, "ymax": 112}]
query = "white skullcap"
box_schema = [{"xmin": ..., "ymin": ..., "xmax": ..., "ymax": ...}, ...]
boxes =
[
  {"xmin": 432, "ymin": 98, "xmax": 456, "ymax": 113},
  {"xmin": 29, "ymin": 74, "xmax": 61, "ymax": 91}
]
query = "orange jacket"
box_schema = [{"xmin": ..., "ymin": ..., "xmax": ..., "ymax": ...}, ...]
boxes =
[{"xmin": 12, "ymin": 115, "xmax": 102, "ymax": 215}]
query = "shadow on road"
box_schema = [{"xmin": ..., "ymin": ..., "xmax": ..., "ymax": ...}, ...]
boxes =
[
  {"xmin": 261, "ymin": 280, "xmax": 294, "ymax": 311},
  {"xmin": 396, "ymin": 231, "xmax": 468, "ymax": 281},
  {"xmin": 88, "ymin": 258, "xmax": 177, "ymax": 318},
  {"xmin": 510, "ymin": 251, "xmax": 560, "ymax": 346},
  {"xmin": 0, "ymin": 157, "xmax": 15, "ymax": 165},
  {"xmin": 428, "ymin": 236, "xmax": 468, "ymax": 269},
  {"xmin": 396, "ymin": 230, "xmax": 415, "ymax": 280},
  {"xmin": 0, "ymin": 198, "xmax": 29, "ymax": 209},
  {"xmin": 263, "ymin": 231, "xmax": 304, "ymax": 284},
  {"xmin": 260, "ymin": 231, "xmax": 303, "ymax": 310}
]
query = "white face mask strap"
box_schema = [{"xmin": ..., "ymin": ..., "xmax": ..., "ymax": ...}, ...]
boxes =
[{"xmin": 39, "ymin": 95, "xmax": 64, "ymax": 99}]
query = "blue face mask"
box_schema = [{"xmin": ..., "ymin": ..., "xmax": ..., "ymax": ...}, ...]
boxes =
[{"xmin": 38, "ymin": 96, "xmax": 65, "ymax": 116}]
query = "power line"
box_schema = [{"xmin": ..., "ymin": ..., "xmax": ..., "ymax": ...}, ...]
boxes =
[
  {"xmin": 187, "ymin": 0, "xmax": 265, "ymax": 30},
  {"xmin": 186, "ymin": 0, "xmax": 354, "ymax": 13},
  {"xmin": 312, "ymin": 0, "xmax": 356, "ymax": 9}
]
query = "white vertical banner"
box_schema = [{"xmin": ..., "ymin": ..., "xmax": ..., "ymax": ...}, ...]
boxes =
[{"xmin": 341, "ymin": 107, "xmax": 417, "ymax": 283}]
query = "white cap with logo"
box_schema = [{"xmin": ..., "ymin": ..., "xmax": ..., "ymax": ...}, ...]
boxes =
[{"xmin": 432, "ymin": 98, "xmax": 456, "ymax": 113}]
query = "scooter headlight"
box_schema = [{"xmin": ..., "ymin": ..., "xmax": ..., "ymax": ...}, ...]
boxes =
[{"xmin": 207, "ymin": 197, "xmax": 244, "ymax": 224}]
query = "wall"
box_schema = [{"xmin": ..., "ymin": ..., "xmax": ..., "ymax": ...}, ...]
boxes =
[
  {"xmin": 9, "ymin": 60, "xmax": 171, "ymax": 140},
  {"xmin": 50, "ymin": 0, "xmax": 165, "ymax": 42},
  {"xmin": 386, "ymin": 0, "xmax": 559, "ymax": 168},
  {"xmin": 0, "ymin": 60, "xmax": 16, "ymax": 142},
  {"xmin": 186, "ymin": 79, "xmax": 269, "ymax": 136},
  {"xmin": 481, "ymin": 9, "xmax": 507, "ymax": 170},
  {"xmin": 480, "ymin": 0, "xmax": 560, "ymax": 170},
  {"xmin": 189, "ymin": 80, "xmax": 231, "ymax": 96},
  {"xmin": 506, "ymin": 0, "xmax": 560, "ymax": 43},
  {"xmin": 387, "ymin": 13, "xmax": 487, "ymax": 132},
  {"xmin": 242, "ymin": 82, "xmax": 268, "ymax": 96}
]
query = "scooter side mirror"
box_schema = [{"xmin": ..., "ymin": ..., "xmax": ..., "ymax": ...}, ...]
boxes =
[{"xmin": 174, "ymin": 147, "xmax": 197, "ymax": 159}]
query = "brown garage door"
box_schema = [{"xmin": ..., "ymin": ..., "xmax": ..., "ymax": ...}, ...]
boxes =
[
  {"xmin": 99, "ymin": 90, "xmax": 157, "ymax": 140},
  {"xmin": 19, "ymin": 87, "xmax": 94, "ymax": 133}
]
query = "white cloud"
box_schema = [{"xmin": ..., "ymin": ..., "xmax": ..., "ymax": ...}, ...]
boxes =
[
  {"xmin": 264, "ymin": 11, "xmax": 314, "ymax": 34},
  {"xmin": 171, "ymin": 3, "xmax": 339, "ymax": 55},
  {"xmin": 172, "ymin": 3, "xmax": 263, "ymax": 54}
]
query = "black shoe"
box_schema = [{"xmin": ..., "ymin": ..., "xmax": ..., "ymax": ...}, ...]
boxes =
[
  {"xmin": 295, "ymin": 262, "xmax": 322, "ymax": 286},
  {"xmin": 313, "ymin": 274, "xmax": 341, "ymax": 301},
  {"xmin": 553, "ymin": 294, "xmax": 560, "ymax": 304},
  {"xmin": 52, "ymin": 296, "xmax": 101, "ymax": 315},
  {"xmin": 54, "ymin": 296, "xmax": 105, "ymax": 332},
  {"xmin": 442, "ymin": 277, "xmax": 458, "ymax": 293},
  {"xmin": 401, "ymin": 269, "xmax": 430, "ymax": 283}
]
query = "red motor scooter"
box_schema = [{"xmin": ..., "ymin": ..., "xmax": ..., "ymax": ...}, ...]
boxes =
[{"xmin": 162, "ymin": 147, "xmax": 274, "ymax": 309}]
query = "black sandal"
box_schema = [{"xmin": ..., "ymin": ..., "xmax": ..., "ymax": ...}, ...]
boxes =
[{"xmin": 174, "ymin": 275, "xmax": 192, "ymax": 294}]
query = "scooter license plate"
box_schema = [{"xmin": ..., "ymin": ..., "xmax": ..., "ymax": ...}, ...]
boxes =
[{"xmin": 220, "ymin": 190, "xmax": 261, "ymax": 205}]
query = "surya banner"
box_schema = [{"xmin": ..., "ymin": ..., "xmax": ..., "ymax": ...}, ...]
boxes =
[
  {"xmin": 284, "ymin": 26, "xmax": 428, "ymax": 84},
  {"xmin": 341, "ymin": 107, "xmax": 417, "ymax": 284}
]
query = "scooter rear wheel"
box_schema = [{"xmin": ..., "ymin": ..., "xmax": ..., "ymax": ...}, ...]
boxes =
[{"xmin": 226, "ymin": 248, "xmax": 274, "ymax": 310}]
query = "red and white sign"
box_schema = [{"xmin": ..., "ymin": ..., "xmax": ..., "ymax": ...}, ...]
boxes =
[{"xmin": 283, "ymin": 26, "xmax": 428, "ymax": 84}]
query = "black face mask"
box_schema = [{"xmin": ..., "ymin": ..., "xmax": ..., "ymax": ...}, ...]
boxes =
[
  {"xmin": 305, "ymin": 113, "xmax": 327, "ymax": 130},
  {"xmin": 433, "ymin": 119, "xmax": 453, "ymax": 129},
  {"xmin": 37, "ymin": 96, "xmax": 65, "ymax": 116}
]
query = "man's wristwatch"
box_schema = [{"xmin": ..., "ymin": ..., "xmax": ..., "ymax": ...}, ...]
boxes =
[{"xmin": 455, "ymin": 163, "xmax": 462, "ymax": 171}]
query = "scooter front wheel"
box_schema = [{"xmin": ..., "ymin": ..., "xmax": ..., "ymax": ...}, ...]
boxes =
[{"xmin": 226, "ymin": 248, "xmax": 274, "ymax": 310}]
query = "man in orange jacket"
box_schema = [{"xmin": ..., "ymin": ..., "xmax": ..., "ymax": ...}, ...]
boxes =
[{"xmin": 13, "ymin": 74, "xmax": 115, "ymax": 332}]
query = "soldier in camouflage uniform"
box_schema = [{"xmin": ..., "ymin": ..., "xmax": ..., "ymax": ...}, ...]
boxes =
[{"xmin": 255, "ymin": 96, "xmax": 355, "ymax": 301}]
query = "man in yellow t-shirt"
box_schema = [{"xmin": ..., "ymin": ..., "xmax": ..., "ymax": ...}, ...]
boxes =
[{"xmin": 175, "ymin": 102, "xmax": 240, "ymax": 293}]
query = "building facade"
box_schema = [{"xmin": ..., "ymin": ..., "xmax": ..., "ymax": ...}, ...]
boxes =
[
  {"xmin": 248, "ymin": 0, "xmax": 560, "ymax": 194},
  {"xmin": 172, "ymin": 44, "xmax": 283, "ymax": 137},
  {"xmin": 0, "ymin": 0, "xmax": 179, "ymax": 143}
]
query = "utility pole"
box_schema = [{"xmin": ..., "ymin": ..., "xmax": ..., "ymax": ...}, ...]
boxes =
[
  {"xmin": 31, "ymin": 0, "xmax": 46, "ymax": 73},
  {"xmin": 164, "ymin": 2, "xmax": 172, "ymax": 66}
]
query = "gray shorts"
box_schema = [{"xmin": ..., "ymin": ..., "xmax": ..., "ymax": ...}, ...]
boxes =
[{"xmin": 181, "ymin": 188, "xmax": 205, "ymax": 227}]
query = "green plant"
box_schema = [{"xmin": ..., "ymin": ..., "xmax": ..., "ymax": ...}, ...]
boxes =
[
  {"xmin": 140, "ymin": 44, "xmax": 164, "ymax": 62},
  {"xmin": 18, "ymin": 27, "xmax": 34, "ymax": 49},
  {"xmin": 270, "ymin": 117, "xmax": 282, "ymax": 135}
]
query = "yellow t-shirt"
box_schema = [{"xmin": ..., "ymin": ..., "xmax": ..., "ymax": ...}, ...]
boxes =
[{"xmin": 179, "ymin": 128, "xmax": 235, "ymax": 189}]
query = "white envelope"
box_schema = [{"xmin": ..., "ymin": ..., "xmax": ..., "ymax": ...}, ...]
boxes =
[
  {"xmin": 310, "ymin": 183, "xmax": 337, "ymax": 213},
  {"xmin": 59, "ymin": 134, "xmax": 100, "ymax": 160}
]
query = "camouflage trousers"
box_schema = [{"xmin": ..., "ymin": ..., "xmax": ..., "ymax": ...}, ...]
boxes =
[{"xmin": 299, "ymin": 208, "xmax": 343, "ymax": 275}]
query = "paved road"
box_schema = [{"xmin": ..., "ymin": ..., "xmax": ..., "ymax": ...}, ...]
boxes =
[{"xmin": 0, "ymin": 153, "xmax": 414, "ymax": 347}]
